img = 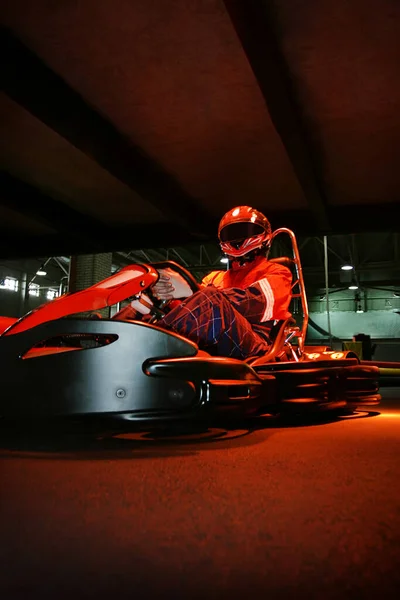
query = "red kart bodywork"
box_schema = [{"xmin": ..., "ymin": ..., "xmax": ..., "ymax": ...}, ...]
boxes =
[
  {"xmin": 1, "ymin": 264, "xmax": 158, "ymax": 337},
  {"xmin": 0, "ymin": 316, "xmax": 18, "ymax": 335}
]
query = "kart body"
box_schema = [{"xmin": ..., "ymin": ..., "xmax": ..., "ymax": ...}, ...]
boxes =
[{"xmin": 0, "ymin": 230, "xmax": 387, "ymax": 426}]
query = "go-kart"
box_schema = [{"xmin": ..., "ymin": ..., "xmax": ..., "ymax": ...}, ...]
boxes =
[{"xmin": 0, "ymin": 229, "xmax": 387, "ymax": 427}]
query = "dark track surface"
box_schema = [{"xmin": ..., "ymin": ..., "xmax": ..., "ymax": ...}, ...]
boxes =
[{"xmin": 1, "ymin": 390, "xmax": 399, "ymax": 599}]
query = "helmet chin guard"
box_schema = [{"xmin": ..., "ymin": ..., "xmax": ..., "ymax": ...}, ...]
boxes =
[
  {"xmin": 228, "ymin": 246, "xmax": 270, "ymax": 268},
  {"xmin": 218, "ymin": 206, "xmax": 272, "ymax": 260}
]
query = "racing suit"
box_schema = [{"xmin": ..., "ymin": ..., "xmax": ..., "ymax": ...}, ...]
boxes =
[{"xmin": 158, "ymin": 255, "xmax": 292, "ymax": 360}]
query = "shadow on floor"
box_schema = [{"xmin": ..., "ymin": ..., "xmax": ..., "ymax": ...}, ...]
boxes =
[{"xmin": 0, "ymin": 408, "xmax": 380, "ymax": 460}]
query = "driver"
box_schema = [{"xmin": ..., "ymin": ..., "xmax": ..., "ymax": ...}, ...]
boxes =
[{"xmin": 125, "ymin": 206, "xmax": 292, "ymax": 360}]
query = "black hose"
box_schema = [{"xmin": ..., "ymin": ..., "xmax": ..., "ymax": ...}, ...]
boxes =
[{"xmin": 307, "ymin": 317, "xmax": 342, "ymax": 342}]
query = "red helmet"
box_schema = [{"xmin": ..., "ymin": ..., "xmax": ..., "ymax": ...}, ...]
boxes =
[{"xmin": 218, "ymin": 206, "xmax": 272, "ymax": 259}]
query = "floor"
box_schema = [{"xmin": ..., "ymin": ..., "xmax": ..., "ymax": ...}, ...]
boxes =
[{"xmin": 1, "ymin": 389, "xmax": 399, "ymax": 599}]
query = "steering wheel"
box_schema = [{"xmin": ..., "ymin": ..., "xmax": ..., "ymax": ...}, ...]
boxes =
[{"xmin": 146, "ymin": 261, "xmax": 201, "ymax": 320}]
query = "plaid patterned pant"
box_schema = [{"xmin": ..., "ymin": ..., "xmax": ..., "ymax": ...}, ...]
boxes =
[{"xmin": 158, "ymin": 287, "xmax": 270, "ymax": 360}]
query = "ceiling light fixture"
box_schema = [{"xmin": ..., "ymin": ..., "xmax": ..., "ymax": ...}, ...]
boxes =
[
  {"xmin": 220, "ymin": 257, "xmax": 229, "ymax": 264},
  {"xmin": 36, "ymin": 269, "xmax": 47, "ymax": 276},
  {"xmin": 348, "ymin": 284, "xmax": 358, "ymax": 290},
  {"xmin": 341, "ymin": 264, "xmax": 353, "ymax": 271}
]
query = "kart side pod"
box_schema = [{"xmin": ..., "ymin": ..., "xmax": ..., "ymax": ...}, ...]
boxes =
[
  {"xmin": 0, "ymin": 319, "xmax": 199, "ymax": 419},
  {"xmin": 0, "ymin": 318, "xmax": 270, "ymax": 421}
]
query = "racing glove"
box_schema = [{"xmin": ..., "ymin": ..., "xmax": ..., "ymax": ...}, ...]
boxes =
[
  {"xmin": 130, "ymin": 293, "xmax": 153, "ymax": 315},
  {"xmin": 152, "ymin": 268, "xmax": 194, "ymax": 300}
]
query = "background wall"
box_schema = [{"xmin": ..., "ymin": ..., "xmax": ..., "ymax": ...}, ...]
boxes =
[
  {"xmin": 308, "ymin": 310, "xmax": 400, "ymax": 340},
  {"xmin": 0, "ymin": 262, "xmax": 60, "ymax": 318},
  {"xmin": 0, "ymin": 288, "xmax": 44, "ymax": 317},
  {"xmin": 305, "ymin": 289, "xmax": 400, "ymax": 361}
]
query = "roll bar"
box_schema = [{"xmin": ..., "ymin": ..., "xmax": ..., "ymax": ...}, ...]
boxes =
[{"xmin": 270, "ymin": 228, "xmax": 309, "ymax": 355}]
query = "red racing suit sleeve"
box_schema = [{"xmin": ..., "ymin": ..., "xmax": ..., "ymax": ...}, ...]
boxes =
[{"xmin": 219, "ymin": 266, "xmax": 292, "ymax": 323}]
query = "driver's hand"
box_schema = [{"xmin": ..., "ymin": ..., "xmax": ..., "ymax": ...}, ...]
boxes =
[
  {"xmin": 130, "ymin": 293, "xmax": 153, "ymax": 315},
  {"xmin": 152, "ymin": 268, "xmax": 194, "ymax": 300}
]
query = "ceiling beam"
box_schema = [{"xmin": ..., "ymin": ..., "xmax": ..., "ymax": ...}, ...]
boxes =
[
  {"xmin": 0, "ymin": 223, "xmax": 202, "ymax": 261},
  {"xmin": 223, "ymin": 0, "xmax": 330, "ymax": 231},
  {"xmin": 327, "ymin": 204, "xmax": 400, "ymax": 234},
  {"xmin": 305, "ymin": 279, "xmax": 400, "ymax": 290},
  {"xmin": 2, "ymin": 28, "xmax": 212, "ymax": 237},
  {"xmin": 0, "ymin": 171, "xmax": 111, "ymax": 246},
  {"xmin": 1, "ymin": 194, "xmax": 399, "ymax": 260}
]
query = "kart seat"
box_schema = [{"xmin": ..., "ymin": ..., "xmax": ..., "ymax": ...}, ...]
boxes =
[
  {"xmin": 248, "ymin": 316, "xmax": 297, "ymax": 366},
  {"xmin": 269, "ymin": 256, "xmax": 295, "ymax": 271}
]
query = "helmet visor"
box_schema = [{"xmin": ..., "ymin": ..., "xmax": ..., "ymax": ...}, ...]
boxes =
[{"xmin": 219, "ymin": 222, "xmax": 265, "ymax": 243}]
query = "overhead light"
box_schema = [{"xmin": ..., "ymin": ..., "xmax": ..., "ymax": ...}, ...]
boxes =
[
  {"xmin": 348, "ymin": 284, "xmax": 358, "ymax": 290},
  {"xmin": 36, "ymin": 269, "xmax": 47, "ymax": 276},
  {"xmin": 220, "ymin": 257, "xmax": 229, "ymax": 264},
  {"xmin": 341, "ymin": 264, "xmax": 353, "ymax": 271}
]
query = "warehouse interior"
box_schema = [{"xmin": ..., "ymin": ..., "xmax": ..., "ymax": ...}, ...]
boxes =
[{"xmin": 1, "ymin": 2, "xmax": 400, "ymax": 599}]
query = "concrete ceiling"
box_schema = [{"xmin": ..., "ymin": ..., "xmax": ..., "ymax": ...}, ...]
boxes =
[{"xmin": 1, "ymin": 0, "xmax": 400, "ymax": 261}]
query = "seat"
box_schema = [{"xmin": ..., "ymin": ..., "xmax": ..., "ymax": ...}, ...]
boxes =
[
  {"xmin": 269, "ymin": 256, "xmax": 296, "ymax": 270},
  {"xmin": 248, "ymin": 317, "xmax": 297, "ymax": 366}
]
